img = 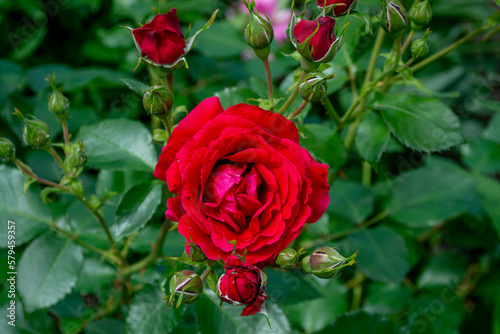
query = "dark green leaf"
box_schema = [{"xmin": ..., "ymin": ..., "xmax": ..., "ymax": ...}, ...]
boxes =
[
  {"xmin": 417, "ymin": 253, "xmax": 469, "ymax": 289},
  {"xmin": 17, "ymin": 234, "xmax": 83, "ymax": 312},
  {"xmin": 461, "ymin": 137, "xmax": 500, "ymax": 174},
  {"xmin": 86, "ymin": 319, "xmax": 125, "ymax": 334},
  {"xmin": 384, "ymin": 164, "xmax": 475, "ymax": 227},
  {"xmin": 474, "ymin": 174, "xmax": 500, "ymax": 238},
  {"xmin": 266, "ymin": 270, "xmax": 322, "ymax": 305},
  {"xmin": 79, "ymin": 119, "xmax": 157, "ymax": 172},
  {"xmin": 120, "ymin": 78, "xmax": 149, "ymax": 95},
  {"xmin": 0, "ymin": 59, "xmax": 24, "ymax": 99},
  {"xmin": 345, "ymin": 226, "xmax": 411, "ymax": 284},
  {"xmin": 316, "ymin": 311, "xmax": 405, "ymax": 334},
  {"xmin": 483, "ymin": 112, "xmax": 500, "ymax": 144},
  {"xmin": 0, "ymin": 300, "xmax": 55, "ymax": 334},
  {"xmin": 193, "ymin": 21, "xmax": 248, "ymax": 58},
  {"xmin": 0, "ymin": 166, "xmax": 50, "ymax": 248},
  {"xmin": 113, "ymin": 181, "xmax": 162, "ymax": 240},
  {"xmin": 373, "ymin": 93, "xmax": 463, "ymax": 152},
  {"xmin": 328, "ymin": 179, "xmax": 375, "ymax": 224},
  {"xmin": 355, "ymin": 111, "xmax": 390, "ymax": 169},
  {"xmin": 215, "ymin": 87, "xmax": 258, "ymax": 109},
  {"xmin": 364, "ymin": 283, "xmax": 413, "ymax": 315},
  {"xmin": 74, "ymin": 257, "xmax": 115, "ymax": 293}
]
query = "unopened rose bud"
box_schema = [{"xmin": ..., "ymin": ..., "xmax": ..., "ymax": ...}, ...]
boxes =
[
  {"xmin": 67, "ymin": 141, "xmax": 87, "ymax": 169},
  {"xmin": 14, "ymin": 109, "xmax": 51, "ymax": 149},
  {"xmin": 411, "ymin": 30, "xmax": 430, "ymax": 59},
  {"xmin": 276, "ymin": 248, "xmax": 299, "ymax": 270},
  {"xmin": 166, "ymin": 270, "xmax": 203, "ymax": 307},
  {"xmin": 244, "ymin": 0, "xmax": 274, "ymax": 59},
  {"xmin": 47, "ymin": 75, "xmax": 70, "ymax": 121},
  {"xmin": 299, "ymin": 75, "xmax": 328, "ymax": 103},
  {"xmin": 379, "ymin": 0, "xmax": 409, "ymax": 34},
  {"xmin": 189, "ymin": 243, "xmax": 207, "ymax": 262},
  {"xmin": 0, "ymin": 138, "xmax": 15, "ymax": 161},
  {"xmin": 410, "ymin": 0, "xmax": 432, "ymax": 27},
  {"xmin": 143, "ymin": 85, "xmax": 173, "ymax": 118},
  {"xmin": 302, "ymin": 247, "xmax": 357, "ymax": 279}
]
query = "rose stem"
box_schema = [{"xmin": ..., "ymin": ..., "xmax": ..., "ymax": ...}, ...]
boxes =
[
  {"xmin": 401, "ymin": 29, "xmax": 415, "ymax": 54},
  {"xmin": 14, "ymin": 159, "xmax": 70, "ymax": 191},
  {"xmin": 288, "ymin": 100, "xmax": 308, "ymax": 120},
  {"xmin": 322, "ymin": 97, "xmax": 342, "ymax": 128},
  {"xmin": 261, "ymin": 57, "xmax": 274, "ymax": 112},
  {"xmin": 278, "ymin": 71, "xmax": 306, "ymax": 115},
  {"xmin": 61, "ymin": 119, "xmax": 70, "ymax": 147},
  {"xmin": 200, "ymin": 265, "xmax": 212, "ymax": 281},
  {"xmin": 48, "ymin": 146, "xmax": 66, "ymax": 172}
]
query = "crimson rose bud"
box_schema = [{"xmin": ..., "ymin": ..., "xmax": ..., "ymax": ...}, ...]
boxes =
[
  {"xmin": 317, "ymin": 0, "xmax": 357, "ymax": 17},
  {"xmin": 379, "ymin": 0, "xmax": 409, "ymax": 35},
  {"xmin": 167, "ymin": 270, "xmax": 203, "ymax": 307},
  {"xmin": 302, "ymin": 247, "xmax": 357, "ymax": 279},
  {"xmin": 410, "ymin": 0, "xmax": 432, "ymax": 27},
  {"xmin": 132, "ymin": 9, "xmax": 186, "ymax": 65},
  {"xmin": 217, "ymin": 255, "xmax": 267, "ymax": 316},
  {"xmin": 294, "ymin": 17, "xmax": 336, "ymax": 63},
  {"xmin": 0, "ymin": 138, "xmax": 15, "ymax": 161}
]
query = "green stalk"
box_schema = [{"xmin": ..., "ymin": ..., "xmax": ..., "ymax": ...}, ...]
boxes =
[
  {"xmin": 278, "ymin": 72, "xmax": 306, "ymax": 115},
  {"xmin": 261, "ymin": 57, "xmax": 274, "ymax": 112}
]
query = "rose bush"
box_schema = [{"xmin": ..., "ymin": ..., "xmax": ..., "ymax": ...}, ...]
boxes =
[
  {"xmin": 131, "ymin": 8, "xmax": 186, "ymax": 65},
  {"xmin": 317, "ymin": 0, "xmax": 356, "ymax": 16},
  {"xmin": 294, "ymin": 16, "xmax": 336, "ymax": 61},
  {"xmin": 217, "ymin": 255, "xmax": 267, "ymax": 316},
  {"xmin": 154, "ymin": 97, "xmax": 330, "ymax": 266}
]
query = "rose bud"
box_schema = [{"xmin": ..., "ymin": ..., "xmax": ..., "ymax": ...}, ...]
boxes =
[
  {"xmin": 299, "ymin": 74, "xmax": 329, "ymax": 103},
  {"xmin": 410, "ymin": 0, "xmax": 432, "ymax": 27},
  {"xmin": 143, "ymin": 85, "xmax": 174, "ymax": 118},
  {"xmin": 317, "ymin": 0, "xmax": 357, "ymax": 17},
  {"xmin": 66, "ymin": 141, "xmax": 87, "ymax": 169},
  {"xmin": 379, "ymin": 0, "xmax": 409, "ymax": 35},
  {"xmin": 301, "ymin": 247, "xmax": 358, "ymax": 279},
  {"xmin": 166, "ymin": 270, "xmax": 203, "ymax": 307},
  {"xmin": 217, "ymin": 255, "xmax": 267, "ymax": 316},
  {"xmin": 188, "ymin": 242, "xmax": 208, "ymax": 263},
  {"xmin": 411, "ymin": 29, "xmax": 430, "ymax": 59},
  {"xmin": 293, "ymin": 17, "xmax": 338, "ymax": 66},
  {"xmin": 46, "ymin": 74, "xmax": 69, "ymax": 121},
  {"xmin": 244, "ymin": 0, "xmax": 274, "ymax": 59},
  {"xmin": 14, "ymin": 109, "xmax": 51, "ymax": 149},
  {"xmin": 276, "ymin": 248, "xmax": 302, "ymax": 270},
  {"xmin": 0, "ymin": 138, "xmax": 15, "ymax": 161},
  {"xmin": 131, "ymin": 8, "xmax": 186, "ymax": 66}
]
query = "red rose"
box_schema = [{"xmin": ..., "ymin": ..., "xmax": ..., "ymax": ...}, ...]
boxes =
[
  {"xmin": 317, "ymin": 0, "xmax": 356, "ymax": 16},
  {"xmin": 154, "ymin": 97, "xmax": 330, "ymax": 266},
  {"xmin": 132, "ymin": 8, "xmax": 186, "ymax": 65},
  {"xmin": 294, "ymin": 17, "xmax": 336, "ymax": 61},
  {"xmin": 217, "ymin": 255, "xmax": 267, "ymax": 316}
]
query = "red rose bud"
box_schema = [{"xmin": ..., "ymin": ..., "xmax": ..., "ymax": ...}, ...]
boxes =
[
  {"xmin": 66, "ymin": 141, "xmax": 87, "ymax": 169},
  {"xmin": 46, "ymin": 74, "xmax": 69, "ymax": 121},
  {"xmin": 410, "ymin": 0, "xmax": 432, "ymax": 27},
  {"xmin": 293, "ymin": 17, "xmax": 338, "ymax": 63},
  {"xmin": 317, "ymin": 0, "xmax": 357, "ymax": 17},
  {"xmin": 14, "ymin": 109, "xmax": 51, "ymax": 149},
  {"xmin": 299, "ymin": 74, "xmax": 329, "ymax": 103},
  {"xmin": 302, "ymin": 247, "xmax": 357, "ymax": 279},
  {"xmin": 166, "ymin": 270, "xmax": 203, "ymax": 307},
  {"xmin": 379, "ymin": 0, "xmax": 408, "ymax": 34},
  {"xmin": 411, "ymin": 29, "xmax": 430, "ymax": 59},
  {"xmin": 276, "ymin": 248, "xmax": 304, "ymax": 270},
  {"xmin": 131, "ymin": 9, "xmax": 186, "ymax": 65},
  {"xmin": 0, "ymin": 138, "xmax": 15, "ymax": 161},
  {"xmin": 143, "ymin": 85, "xmax": 174, "ymax": 118},
  {"xmin": 217, "ymin": 255, "xmax": 267, "ymax": 316},
  {"xmin": 244, "ymin": 0, "xmax": 274, "ymax": 59}
]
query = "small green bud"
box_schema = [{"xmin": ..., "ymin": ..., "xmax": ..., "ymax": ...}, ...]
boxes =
[
  {"xmin": 302, "ymin": 247, "xmax": 357, "ymax": 279},
  {"xmin": 0, "ymin": 138, "xmax": 15, "ymax": 161},
  {"xmin": 166, "ymin": 270, "xmax": 203, "ymax": 307},
  {"xmin": 410, "ymin": 0, "xmax": 432, "ymax": 27},
  {"xmin": 299, "ymin": 75, "xmax": 328, "ymax": 103},
  {"xmin": 67, "ymin": 141, "xmax": 87, "ymax": 169},
  {"xmin": 276, "ymin": 248, "xmax": 299, "ymax": 270},
  {"xmin": 46, "ymin": 74, "xmax": 70, "ymax": 120},
  {"xmin": 244, "ymin": 0, "xmax": 274, "ymax": 59},
  {"xmin": 189, "ymin": 243, "xmax": 207, "ymax": 263},
  {"xmin": 411, "ymin": 31, "xmax": 430, "ymax": 59},
  {"xmin": 380, "ymin": 0, "xmax": 409, "ymax": 35},
  {"xmin": 14, "ymin": 109, "xmax": 51, "ymax": 149},
  {"xmin": 143, "ymin": 85, "xmax": 173, "ymax": 118}
]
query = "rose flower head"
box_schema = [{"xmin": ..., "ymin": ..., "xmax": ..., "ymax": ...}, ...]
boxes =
[
  {"xmin": 217, "ymin": 255, "xmax": 267, "ymax": 316},
  {"xmin": 154, "ymin": 97, "xmax": 330, "ymax": 267},
  {"xmin": 317, "ymin": 0, "xmax": 357, "ymax": 17}
]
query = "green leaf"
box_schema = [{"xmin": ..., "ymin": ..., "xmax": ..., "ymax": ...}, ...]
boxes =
[
  {"xmin": 0, "ymin": 300, "xmax": 55, "ymax": 334},
  {"xmin": 316, "ymin": 311, "xmax": 405, "ymax": 334},
  {"xmin": 193, "ymin": 20, "xmax": 248, "ymax": 58},
  {"xmin": 474, "ymin": 174, "xmax": 500, "ymax": 238},
  {"xmin": 214, "ymin": 87, "xmax": 258, "ymax": 109},
  {"xmin": 373, "ymin": 93, "xmax": 463, "ymax": 152},
  {"xmin": 86, "ymin": 319, "xmax": 125, "ymax": 334},
  {"xmin": 0, "ymin": 166, "xmax": 50, "ymax": 248},
  {"xmin": 328, "ymin": 179, "xmax": 375, "ymax": 224},
  {"xmin": 120, "ymin": 78, "xmax": 149, "ymax": 95},
  {"xmin": 384, "ymin": 164, "xmax": 475, "ymax": 227},
  {"xmin": 355, "ymin": 111, "xmax": 390, "ymax": 170},
  {"xmin": 345, "ymin": 226, "xmax": 411, "ymax": 284},
  {"xmin": 126, "ymin": 284, "xmax": 184, "ymax": 334},
  {"xmin": 483, "ymin": 112, "xmax": 500, "ymax": 144},
  {"xmin": 417, "ymin": 253, "xmax": 469, "ymax": 289},
  {"xmin": 0, "ymin": 59, "xmax": 24, "ymax": 101},
  {"xmin": 265, "ymin": 270, "xmax": 322, "ymax": 305},
  {"xmin": 299, "ymin": 124, "xmax": 348, "ymax": 172},
  {"xmin": 112, "ymin": 181, "xmax": 162, "ymax": 240},
  {"xmin": 363, "ymin": 283, "xmax": 413, "ymax": 315},
  {"xmin": 79, "ymin": 119, "xmax": 157, "ymax": 172},
  {"xmin": 74, "ymin": 257, "xmax": 115, "ymax": 293},
  {"xmin": 195, "ymin": 290, "xmax": 291, "ymax": 334},
  {"xmin": 17, "ymin": 234, "xmax": 83, "ymax": 312},
  {"xmin": 461, "ymin": 137, "xmax": 500, "ymax": 174}
]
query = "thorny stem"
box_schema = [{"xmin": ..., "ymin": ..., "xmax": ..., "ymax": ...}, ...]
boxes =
[
  {"xmin": 278, "ymin": 72, "xmax": 306, "ymax": 115},
  {"xmin": 61, "ymin": 120, "xmax": 70, "ymax": 147},
  {"xmin": 288, "ymin": 100, "xmax": 308, "ymax": 120},
  {"xmin": 200, "ymin": 265, "xmax": 213, "ymax": 281},
  {"xmin": 14, "ymin": 159, "xmax": 70, "ymax": 191},
  {"xmin": 262, "ymin": 57, "xmax": 274, "ymax": 112}
]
